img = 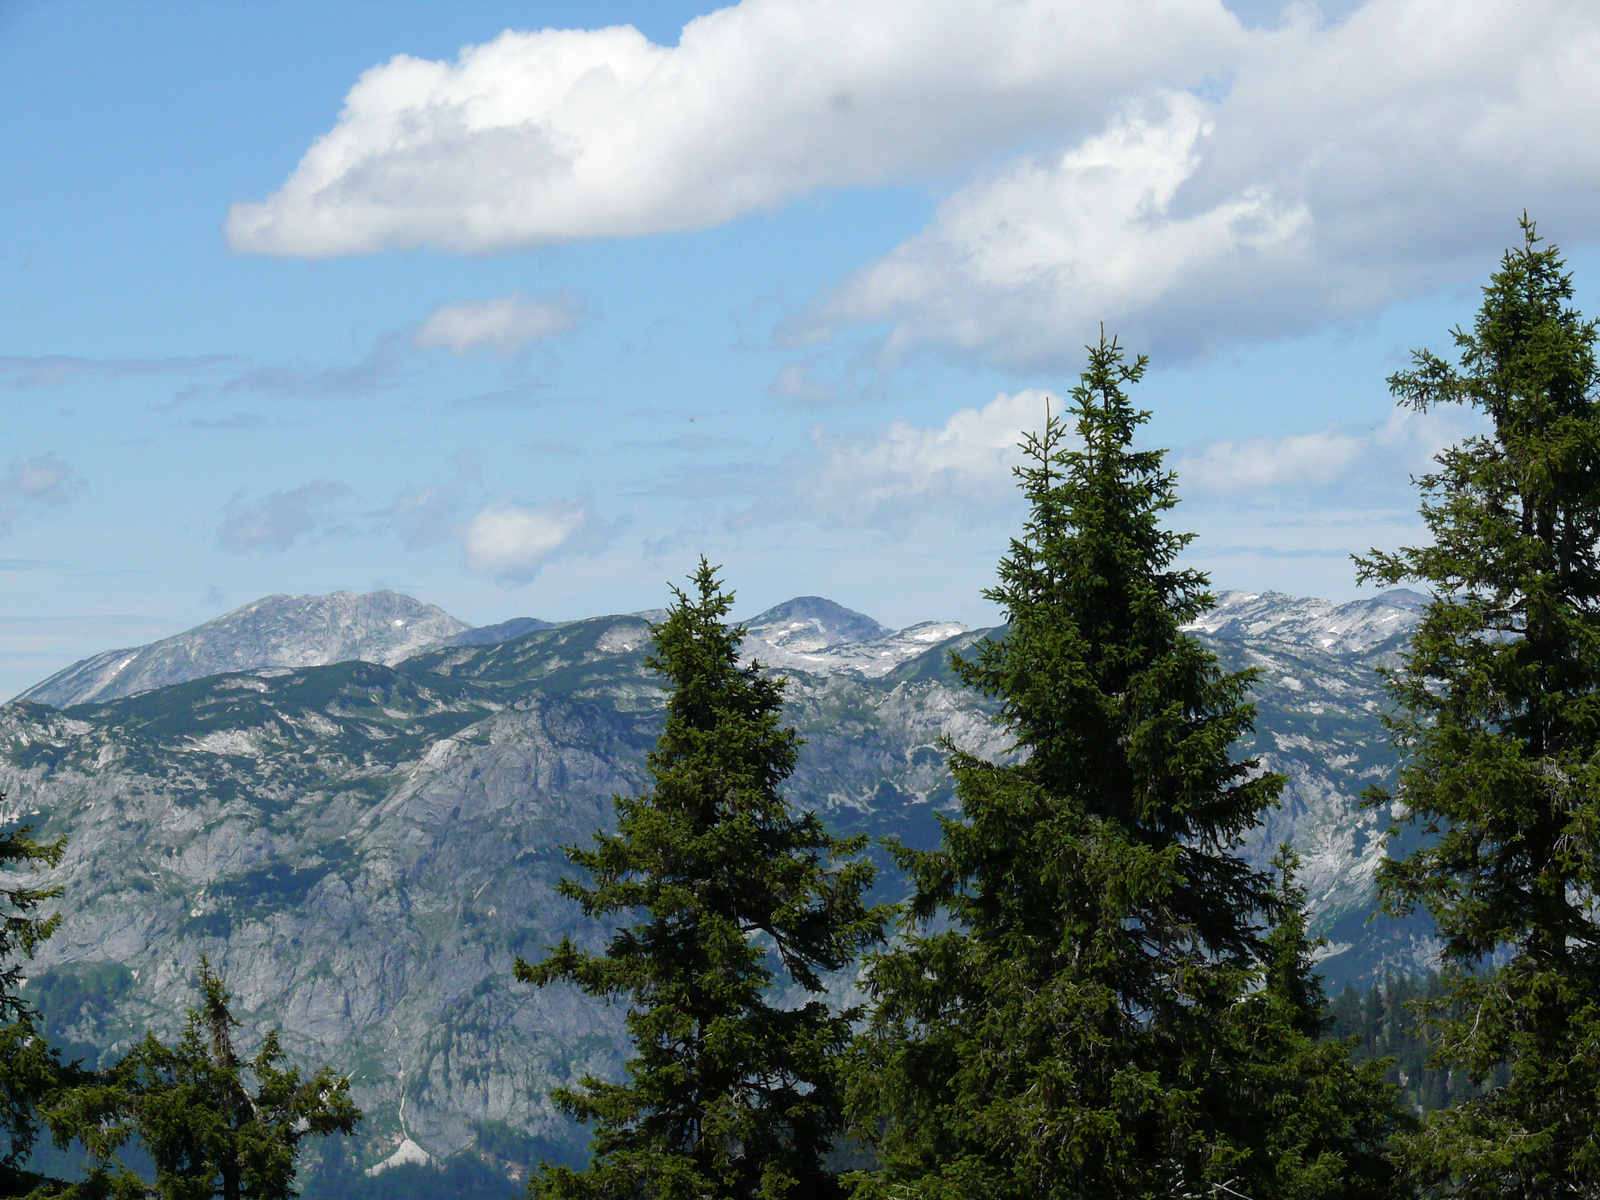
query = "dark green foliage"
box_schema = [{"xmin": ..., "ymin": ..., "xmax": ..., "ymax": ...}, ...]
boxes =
[
  {"xmin": 2, "ymin": 798, "xmax": 70, "ymax": 1196},
  {"xmin": 1356, "ymin": 217, "xmax": 1600, "ymax": 1197},
  {"xmin": 1206, "ymin": 848, "xmax": 1406, "ymax": 1198},
  {"xmin": 1, "ymin": 804, "xmax": 66, "ymax": 1024},
  {"xmin": 515, "ymin": 561, "xmax": 886, "ymax": 1200},
  {"xmin": 845, "ymin": 334, "xmax": 1396, "ymax": 1199},
  {"xmin": 41, "ymin": 957, "xmax": 361, "ymax": 1200},
  {"xmin": 1325, "ymin": 973, "xmax": 1510, "ymax": 1115}
]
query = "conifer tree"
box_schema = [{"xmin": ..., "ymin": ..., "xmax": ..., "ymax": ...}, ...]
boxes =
[
  {"xmin": 844, "ymin": 333, "xmax": 1391, "ymax": 1199},
  {"xmin": 1357, "ymin": 216, "xmax": 1600, "ymax": 1197},
  {"xmin": 1, "ymin": 800, "xmax": 70, "ymax": 1196},
  {"xmin": 41, "ymin": 956, "xmax": 361, "ymax": 1200},
  {"xmin": 516, "ymin": 561, "xmax": 884, "ymax": 1200}
]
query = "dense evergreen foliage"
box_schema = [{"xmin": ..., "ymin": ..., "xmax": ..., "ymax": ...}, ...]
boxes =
[
  {"xmin": 1208, "ymin": 848, "xmax": 1405, "ymax": 1198},
  {"xmin": 842, "ymin": 335, "xmax": 1399, "ymax": 1199},
  {"xmin": 1357, "ymin": 218, "xmax": 1600, "ymax": 1196},
  {"xmin": 1, "ymin": 799, "xmax": 71, "ymax": 1197},
  {"xmin": 40, "ymin": 958, "xmax": 361, "ymax": 1200},
  {"xmin": 516, "ymin": 561, "xmax": 885, "ymax": 1199}
]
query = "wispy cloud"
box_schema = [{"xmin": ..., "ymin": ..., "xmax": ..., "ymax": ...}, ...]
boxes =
[
  {"xmin": 385, "ymin": 453, "xmax": 482, "ymax": 550},
  {"xmin": 526, "ymin": 439, "xmax": 583, "ymax": 456},
  {"xmin": 444, "ymin": 388, "xmax": 551, "ymax": 410},
  {"xmin": 174, "ymin": 412, "xmax": 299, "ymax": 431},
  {"xmin": 768, "ymin": 389, "xmax": 1052, "ymax": 529},
  {"xmin": 0, "ymin": 354, "xmax": 239, "ymax": 389},
  {"xmin": 216, "ymin": 337, "xmax": 406, "ymax": 400},
  {"xmin": 768, "ymin": 360, "xmax": 839, "ymax": 407},
  {"xmin": 1, "ymin": 453, "xmax": 81, "ymax": 536},
  {"xmin": 216, "ymin": 480, "xmax": 351, "ymax": 553},
  {"xmin": 1174, "ymin": 407, "xmax": 1484, "ymax": 500},
  {"xmin": 416, "ymin": 291, "xmax": 583, "ymax": 356}
]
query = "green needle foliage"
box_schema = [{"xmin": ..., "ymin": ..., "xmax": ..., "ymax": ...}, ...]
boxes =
[
  {"xmin": 3, "ymin": 798, "xmax": 70, "ymax": 1197},
  {"xmin": 1209, "ymin": 847, "xmax": 1406, "ymax": 1199},
  {"xmin": 1, "ymin": 801, "xmax": 66, "ymax": 1026},
  {"xmin": 41, "ymin": 956, "xmax": 361, "ymax": 1200},
  {"xmin": 516, "ymin": 560, "xmax": 885, "ymax": 1200},
  {"xmin": 845, "ymin": 333, "xmax": 1392, "ymax": 1200},
  {"xmin": 1356, "ymin": 216, "xmax": 1600, "ymax": 1197}
]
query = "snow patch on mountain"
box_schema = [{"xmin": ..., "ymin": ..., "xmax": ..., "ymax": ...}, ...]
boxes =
[
  {"xmin": 1183, "ymin": 588, "xmax": 1427, "ymax": 654},
  {"xmin": 743, "ymin": 596, "xmax": 891, "ymax": 651},
  {"xmin": 737, "ymin": 597, "xmax": 969, "ymax": 679}
]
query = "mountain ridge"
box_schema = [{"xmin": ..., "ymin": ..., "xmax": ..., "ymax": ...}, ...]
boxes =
[
  {"xmin": 15, "ymin": 591, "xmax": 472, "ymax": 708},
  {"xmin": 1, "ymin": 584, "xmax": 1434, "ymax": 1176},
  {"xmin": 14, "ymin": 586, "xmax": 1430, "ymax": 709}
]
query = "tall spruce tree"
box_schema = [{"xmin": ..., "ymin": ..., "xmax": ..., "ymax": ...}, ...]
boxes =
[
  {"xmin": 516, "ymin": 561, "xmax": 884, "ymax": 1200},
  {"xmin": 844, "ymin": 333, "xmax": 1395, "ymax": 1200},
  {"xmin": 1356, "ymin": 217, "xmax": 1600, "ymax": 1197}
]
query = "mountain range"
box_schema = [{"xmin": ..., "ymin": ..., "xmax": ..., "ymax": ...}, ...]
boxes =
[{"xmin": 0, "ymin": 586, "xmax": 1431, "ymax": 1176}]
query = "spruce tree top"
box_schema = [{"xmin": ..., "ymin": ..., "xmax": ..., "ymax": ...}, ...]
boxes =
[
  {"xmin": 846, "ymin": 336, "xmax": 1298, "ymax": 1199},
  {"xmin": 1358, "ymin": 216, "xmax": 1600, "ymax": 965},
  {"xmin": 950, "ymin": 331, "xmax": 1281, "ymax": 961}
]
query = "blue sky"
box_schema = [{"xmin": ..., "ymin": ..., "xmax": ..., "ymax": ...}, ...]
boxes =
[{"xmin": 4, "ymin": 0, "xmax": 1600, "ymax": 698}]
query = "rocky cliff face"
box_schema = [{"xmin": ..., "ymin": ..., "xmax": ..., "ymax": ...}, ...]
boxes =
[{"xmin": 0, "ymin": 588, "xmax": 1429, "ymax": 1172}]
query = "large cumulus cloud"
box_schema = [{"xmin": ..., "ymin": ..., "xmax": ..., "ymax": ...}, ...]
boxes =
[
  {"xmin": 225, "ymin": 0, "xmax": 1237, "ymax": 255},
  {"xmin": 229, "ymin": 0, "xmax": 1600, "ymax": 363}
]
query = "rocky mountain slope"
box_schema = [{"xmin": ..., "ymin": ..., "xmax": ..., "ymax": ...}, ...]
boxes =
[
  {"xmin": 1184, "ymin": 588, "xmax": 1428, "ymax": 653},
  {"xmin": 16, "ymin": 592, "xmax": 471, "ymax": 707},
  {"xmin": 0, "ymin": 586, "xmax": 1431, "ymax": 1175}
]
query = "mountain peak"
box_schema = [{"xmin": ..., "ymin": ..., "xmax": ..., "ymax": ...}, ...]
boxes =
[
  {"xmin": 16, "ymin": 590, "xmax": 470, "ymax": 707},
  {"xmin": 742, "ymin": 597, "xmax": 891, "ymax": 652}
]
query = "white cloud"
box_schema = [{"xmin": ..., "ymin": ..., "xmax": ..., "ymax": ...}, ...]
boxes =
[
  {"xmin": 809, "ymin": 94, "xmax": 1311, "ymax": 365},
  {"xmin": 791, "ymin": 389, "xmax": 1052, "ymax": 526},
  {"xmin": 225, "ymin": 1, "xmax": 1237, "ymax": 255},
  {"xmin": 1, "ymin": 453, "xmax": 78, "ymax": 535},
  {"xmin": 1175, "ymin": 407, "xmax": 1485, "ymax": 498},
  {"xmin": 229, "ymin": 0, "xmax": 1600, "ymax": 363},
  {"xmin": 216, "ymin": 481, "xmax": 351, "ymax": 553},
  {"xmin": 463, "ymin": 498, "xmax": 590, "ymax": 582},
  {"xmin": 809, "ymin": 0, "xmax": 1600, "ymax": 364},
  {"xmin": 416, "ymin": 292, "xmax": 583, "ymax": 356}
]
